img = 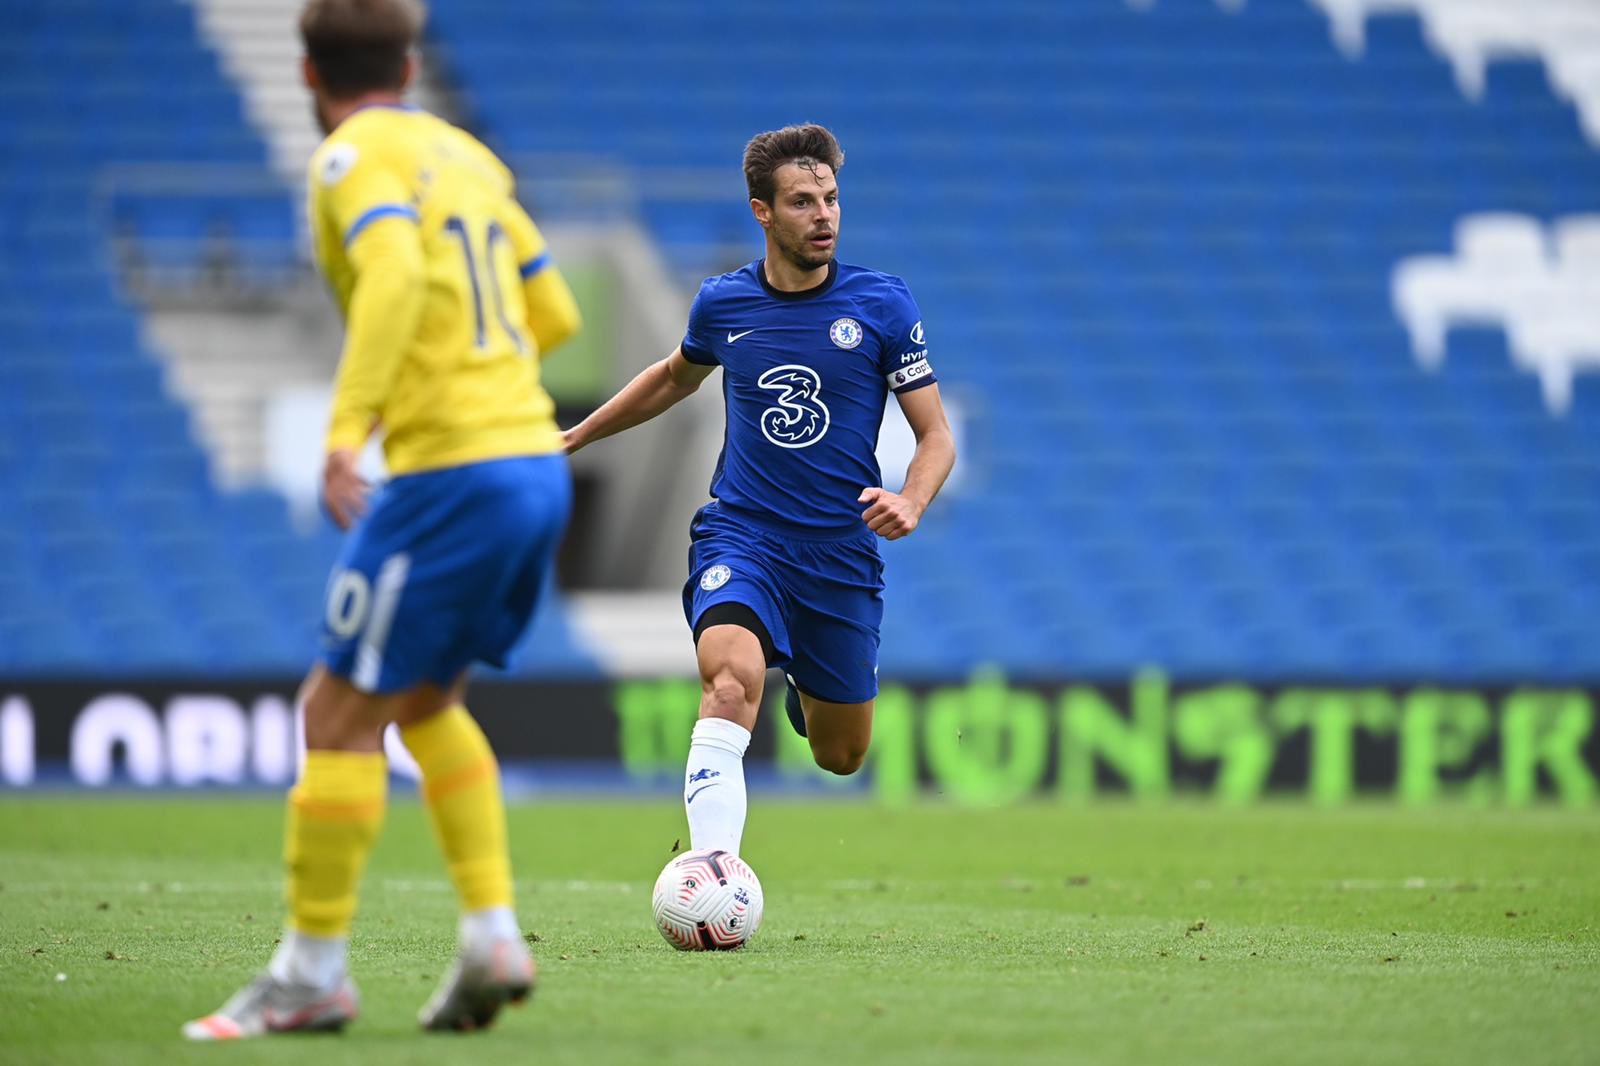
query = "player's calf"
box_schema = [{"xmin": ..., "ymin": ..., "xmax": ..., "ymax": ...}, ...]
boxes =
[
  {"xmin": 793, "ymin": 691, "xmax": 874, "ymax": 776},
  {"xmin": 809, "ymin": 737, "xmax": 868, "ymax": 776}
]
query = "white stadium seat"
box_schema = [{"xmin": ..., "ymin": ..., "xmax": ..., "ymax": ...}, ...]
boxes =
[
  {"xmin": 1305, "ymin": 0, "xmax": 1600, "ymax": 146},
  {"xmin": 1553, "ymin": 215, "xmax": 1600, "ymax": 270},
  {"xmin": 1394, "ymin": 213, "xmax": 1547, "ymax": 367},
  {"xmin": 1454, "ymin": 213, "xmax": 1547, "ymax": 269},
  {"xmin": 1306, "ymin": 0, "xmax": 1419, "ymax": 57},
  {"xmin": 1426, "ymin": 7, "xmax": 1547, "ymax": 99},
  {"xmin": 1394, "ymin": 214, "xmax": 1600, "ymax": 415}
]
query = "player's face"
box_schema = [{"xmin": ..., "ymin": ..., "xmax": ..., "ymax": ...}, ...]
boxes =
[{"xmin": 758, "ymin": 162, "xmax": 840, "ymax": 272}]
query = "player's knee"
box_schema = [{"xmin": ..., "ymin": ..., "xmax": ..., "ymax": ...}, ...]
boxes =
[
  {"xmin": 702, "ymin": 667, "xmax": 761, "ymax": 721},
  {"xmin": 303, "ymin": 709, "xmax": 384, "ymax": 751},
  {"xmin": 301, "ymin": 671, "xmax": 386, "ymax": 752},
  {"xmin": 811, "ymin": 740, "xmax": 867, "ymax": 776}
]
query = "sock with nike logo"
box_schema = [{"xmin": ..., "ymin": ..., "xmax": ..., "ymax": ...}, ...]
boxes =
[{"xmin": 683, "ymin": 717, "xmax": 751, "ymax": 854}]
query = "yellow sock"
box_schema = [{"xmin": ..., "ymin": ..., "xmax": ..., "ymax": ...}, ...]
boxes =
[
  {"xmin": 284, "ymin": 750, "xmax": 387, "ymax": 937},
  {"xmin": 401, "ymin": 706, "xmax": 513, "ymax": 911}
]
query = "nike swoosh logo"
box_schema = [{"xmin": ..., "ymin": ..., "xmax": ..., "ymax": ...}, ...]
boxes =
[
  {"xmin": 686, "ymin": 784, "xmax": 718, "ymax": 804},
  {"xmin": 727, "ymin": 329, "xmax": 757, "ymax": 343}
]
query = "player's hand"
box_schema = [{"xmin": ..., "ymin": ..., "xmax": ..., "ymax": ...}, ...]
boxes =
[
  {"xmin": 858, "ymin": 487, "xmax": 923, "ymax": 540},
  {"xmin": 322, "ymin": 449, "xmax": 369, "ymax": 531},
  {"xmin": 562, "ymin": 427, "xmax": 583, "ymax": 454}
]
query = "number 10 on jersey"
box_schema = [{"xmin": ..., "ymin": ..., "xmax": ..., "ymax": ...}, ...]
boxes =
[{"xmin": 444, "ymin": 215, "xmax": 528, "ymax": 356}]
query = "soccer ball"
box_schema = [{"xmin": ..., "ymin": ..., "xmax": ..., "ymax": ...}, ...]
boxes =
[{"xmin": 650, "ymin": 849, "xmax": 763, "ymax": 951}]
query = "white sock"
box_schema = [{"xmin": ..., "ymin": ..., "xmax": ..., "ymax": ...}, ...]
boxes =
[
  {"xmin": 684, "ymin": 717, "xmax": 751, "ymax": 854},
  {"xmin": 460, "ymin": 905, "xmax": 521, "ymax": 949},
  {"xmin": 268, "ymin": 929, "xmax": 347, "ymax": 989}
]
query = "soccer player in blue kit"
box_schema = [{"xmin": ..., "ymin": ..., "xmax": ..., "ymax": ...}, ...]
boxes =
[{"xmin": 565, "ymin": 124, "xmax": 956, "ymax": 856}]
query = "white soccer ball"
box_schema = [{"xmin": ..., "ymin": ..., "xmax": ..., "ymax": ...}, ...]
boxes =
[{"xmin": 651, "ymin": 849, "xmax": 763, "ymax": 951}]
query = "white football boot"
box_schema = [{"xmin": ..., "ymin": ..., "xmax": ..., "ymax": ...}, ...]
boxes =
[
  {"xmin": 182, "ymin": 970, "xmax": 359, "ymax": 1040},
  {"xmin": 418, "ymin": 936, "xmax": 536, "ymax": 1032}
]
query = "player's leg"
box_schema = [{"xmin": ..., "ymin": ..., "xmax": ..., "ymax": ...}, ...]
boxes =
[
  {"xmin": 393, "ymin": 675, "xmax": 517, "ymax": 942},
  {"xmin": 789, "ymin": 682, "xmax": 872, "ymax": 775},
  {"xmin": 392, "ymin": 678, "xmax": 535, "ymax": 1030},
  {"xmin": 184, "ymin": 667, "xmax": 446, "ymax": 1040},
  {"xmin": 275, "ymin": 666, "xmax": 454, "ymax": 977},
  {"xmin": 681, "ymin": 512, "xmax": 791, "ymax": 856},
  {"xmin": 684, "ymin": 615, "xmax": 770, "ymax": 853},
  {"xmin": 393, "ymin": 455, "xmax": 568, "ymax": 1031},
  {"xmin": 780, "ymin": 531, "xmax": 884, "ymax": 776},
  {"xmin": 185, "ymin": 457, "xmax": 563, "ymax": 1039}
]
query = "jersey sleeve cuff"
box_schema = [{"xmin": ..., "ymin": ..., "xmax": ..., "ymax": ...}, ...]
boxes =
[
  {"xmin": 343, "ymin": 203, "xmax": 420, "ymax": 247},
  {"xmin": 325, "ymin": 412, "xmax": 372, "ymax": 453},
  {"xmin": 519, "ymin": 251, "xmax": 552, "ymax": 278},
  {"xmin": 681, "ymin": 339, "xmax": 718, "ymax": 366}
]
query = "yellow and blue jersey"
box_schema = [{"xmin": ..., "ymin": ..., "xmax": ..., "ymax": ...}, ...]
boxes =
[{"xmin": 306, "ymin": 104, "xmax": 579, "ymax": 475}]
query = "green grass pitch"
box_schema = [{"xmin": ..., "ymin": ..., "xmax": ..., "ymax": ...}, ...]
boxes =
[{"xmin": 1, "ymin": 796, "xmax": 1597, "ymax": 1065}]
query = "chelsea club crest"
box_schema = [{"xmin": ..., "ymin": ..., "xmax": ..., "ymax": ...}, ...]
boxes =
[
  {"xmin": 829, "ymin": 317, "xmax": 863, "ymax": 350},
  {"xmin": 700, "ymin": 564, "xmax": 732, "ymax": 591}
]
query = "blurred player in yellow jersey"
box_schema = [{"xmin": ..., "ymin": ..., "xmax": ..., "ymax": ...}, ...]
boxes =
[{"xmin": 185, "ymin": 0, "xmax": 579, "ymax": 1040}]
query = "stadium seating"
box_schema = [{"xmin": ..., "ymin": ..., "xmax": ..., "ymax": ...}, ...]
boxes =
[
  {"xmin": 5, "ymin": 0, "xmax": 1598, "ymax": 683},
  {"xmin": 0, "ymin": 0, "xmax": 594, "ymax": 675},
  {"xmin": 1309, "ymin": 0, "xmax": 1600, "ymax": 141},
  {"xmin": 425, "ymin": 0, "xmax": 1600, "ymax": 681}
]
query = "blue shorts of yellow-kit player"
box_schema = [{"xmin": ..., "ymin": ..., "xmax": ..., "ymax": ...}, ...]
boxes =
[{"xmin": 319, "ymin": 454, "xmax": 571, "ymax": 693}]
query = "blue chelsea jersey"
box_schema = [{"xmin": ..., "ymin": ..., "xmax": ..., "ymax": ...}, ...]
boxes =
[{"xmin": 681, "ymin": 259, "xmax": 937, "ymax": 538}]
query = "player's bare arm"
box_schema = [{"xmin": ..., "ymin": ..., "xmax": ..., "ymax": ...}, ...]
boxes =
[
  {"xmin": 563, "ymin": 346, "xmax": 714, "ymax": 453},
  {"xmin": 859, "ymin": 382, "xmax": 956, "ymax": 540}
]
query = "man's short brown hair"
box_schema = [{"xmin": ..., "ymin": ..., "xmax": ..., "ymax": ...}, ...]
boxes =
[
  {"xmin": 743, "ymin": 124, "xmax": 844, "ymax": 205},
  {"xmin": 300, "ymin": 0, "xmax": 425, "ymax": 98}
]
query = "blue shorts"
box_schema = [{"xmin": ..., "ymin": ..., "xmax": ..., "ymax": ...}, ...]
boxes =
[
  {"xmin": 319, "ymin": 454, "xmax": 571, "ymax": 693},
  {"xmin": 682, "ymin": 503, "xmax": 884, "ymax": 704}
]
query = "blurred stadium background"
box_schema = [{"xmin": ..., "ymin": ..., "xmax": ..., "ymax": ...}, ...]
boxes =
[{"xmin": 2, "ymin": 0, "xmax": 1598, "ymax": 801}]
